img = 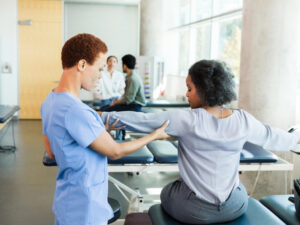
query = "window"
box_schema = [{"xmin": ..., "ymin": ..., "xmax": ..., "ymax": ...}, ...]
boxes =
[
  {"xmin": 191, "ymin": 22, "xmax": 211, "ymax": 62},
  {"xmin": 178, "ymin": 28, "xmax": 190, "ymax": 75},
  {"xmin": 211, "ymin": 16, "xmax": 242, "ymax": 77},
  {"xmin": 179, "ymin": 0, "xmax": 190, "ymax": 26},
  {"xmin": 213, "ymin": 0, "xmax": 242, "ymax": 16},
  {"xmin": 190, "ymin": 0, "xmax": 213, "ymax": 22},
  {"xmin": 165, "ymin": 0, "xmax": 242, "ymax": 77}
]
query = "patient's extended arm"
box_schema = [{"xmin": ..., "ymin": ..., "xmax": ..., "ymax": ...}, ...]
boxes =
[
  {"xmin": 245, "ymin": 111, "xmax": 299, "ymax": 151},
  {"xmin": 100, "ymin": 110, "xmax": 191, "ymax": 137}
]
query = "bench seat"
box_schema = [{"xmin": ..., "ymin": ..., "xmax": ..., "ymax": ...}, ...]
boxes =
[
  {"xmin": 260, "ymin": 195, "xmax": 300, "ymax": 225},
  {"xmin": 148, "ymin": 198, "xmax": 284, "ymax": 225}
]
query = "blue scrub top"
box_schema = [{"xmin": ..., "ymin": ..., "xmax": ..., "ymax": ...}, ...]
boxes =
[{"xmin": 41, "ymin": 91, "xmax": 113, "ymax": 225}]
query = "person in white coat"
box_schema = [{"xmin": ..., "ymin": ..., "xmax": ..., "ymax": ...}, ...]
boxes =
[{"xmin": 93, "ymin": 56, "xmax": 125, "ymax": 107}]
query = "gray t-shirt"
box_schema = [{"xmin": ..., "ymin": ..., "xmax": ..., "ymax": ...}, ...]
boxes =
[{"xmin": 101, "ymin": 108, "xmax": 298, "ymax": 204}]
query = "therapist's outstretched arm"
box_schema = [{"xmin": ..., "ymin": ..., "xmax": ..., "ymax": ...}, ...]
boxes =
[{"xmin": 89, "ymin": 120, "xmax": 170, "ymax": 160}]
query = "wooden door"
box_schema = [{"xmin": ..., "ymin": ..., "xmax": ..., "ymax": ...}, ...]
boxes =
[{"xmin": 18, "ymin": 0, "xmax": 62, "ymax": 119}]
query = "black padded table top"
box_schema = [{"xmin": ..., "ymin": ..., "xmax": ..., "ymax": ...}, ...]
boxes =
[
  {"xmin": 0, "ymin": 105, "xmax": 20, "ymax": 123},
  {"xmin": 173, "ymin": 141, "xmax": 278, "ymax": 163},
  {"xmin": 260, "ymin": 195, "xmax": 300, "ymax": 225},
  {"xmin": 108, "ymin": 197, "xmax": 121, "ymax": 224},
  {"xmin": 240, "ymin": 142, "xmax": 278, "ymax": 163},
  {"xmin": 145, "ymin": 100, "xmax": 189, "ymax": 108},
  {"xmin": 147, "ymin": 140, "xmax": 178, "ymax": 163},
  {"xmin": 43, "ymin": 145, "xmax": 154, "ymax": 166},
  {"xmin": 43, "ymin": 141, "xmax": 279, "ymax": 166},
  {"xmin": 108, "ymin": 145, "xmax": 154, "ymax": 164},
  {"xmin": 154, "ymin": 141, "xmax": 278, "ymax": 164}
]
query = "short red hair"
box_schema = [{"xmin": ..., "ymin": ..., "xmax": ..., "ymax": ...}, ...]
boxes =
[{"xmin": 61, "ymin": 33, "xmax": 108, "ymax": 69}]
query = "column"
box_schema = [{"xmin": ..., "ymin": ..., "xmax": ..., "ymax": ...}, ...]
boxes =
[
  {"xmin": 140, "ymin": 0, "xmax": 166, "ymax": 56},
  {"xmin": 239, "ymin": 0, "xmax": 300, "ymax": 129},
  {"xmin": 239, "ymin": 0, "xmax": 300, "ymax": 198}
]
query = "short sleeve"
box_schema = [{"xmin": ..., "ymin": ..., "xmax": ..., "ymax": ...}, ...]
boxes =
[{"xmin": 65, "ymin": 106, "xmax": 105, "ymax": 148}]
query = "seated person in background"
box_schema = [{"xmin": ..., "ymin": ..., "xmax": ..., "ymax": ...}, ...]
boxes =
[
  {"xmin": 93, "ymin": 55, "xmax": 125, "ymax": 107},
  {"xmin": 99, "ymin": 59, "xmax": 300, "ymax": 224},
  {"xmin": 101, "ymin": 54, "xmax": 146, "ymax": 112}
]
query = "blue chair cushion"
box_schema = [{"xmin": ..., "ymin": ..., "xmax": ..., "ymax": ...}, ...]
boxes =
[
  {"xmin": 108, "ymin": 145, "xmax": 154, "ymax": 164},
  {"xmin": 148, "ymin": 198, "xmax": 284, "ymax": 225},
  {"xmin": 260, "ymin": 195, "xmax": 300, "ymax": 225},
  {"xmin": 147, "ymin": 140, "xmax": 178, "ymax": 163},
  {"xmin": 240, "ymin": 142, "xmax": 278, "ymax": 163}
]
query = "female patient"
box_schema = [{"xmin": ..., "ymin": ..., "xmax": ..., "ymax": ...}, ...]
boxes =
[{"xmin": 100, "ymin": 59, "xmax": 300, "ymax": 224}]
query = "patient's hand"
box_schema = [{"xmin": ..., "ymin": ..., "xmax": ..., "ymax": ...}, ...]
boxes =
[
  {"xmin": 153, "ymin": 120, "xmax": 171, "ymax": 140},
  {"xmin": 105, "ymin": 115, "xmax": 125, "ymax": 132},
  {"xmin": 109, "ymin": 98, "xmax": 118, "ymax": 106}
]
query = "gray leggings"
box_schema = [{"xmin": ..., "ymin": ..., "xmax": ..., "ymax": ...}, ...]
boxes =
[{"xmin": 160, "ymin": 179, "xmax": 248, "ymax": 224}]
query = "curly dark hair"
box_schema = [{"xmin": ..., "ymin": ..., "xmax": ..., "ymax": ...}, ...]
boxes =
[
  {"xmin": 61, "ymin": 33, "xmax": 108, "ymax": 69},
  {"xmin": 188, "ymin": 60, "xmax": 237, "ymax": 107},
  {"xmin": 122, "ymin": 54, "xmax": 136, "ymax": 69}
]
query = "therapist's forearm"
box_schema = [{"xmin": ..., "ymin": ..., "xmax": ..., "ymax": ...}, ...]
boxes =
[
  {"xmin": 101, "ymin": 111, "xmax": 162, "ymax": 133},
  {"xmin": 90, "ymin": 123, "xmax": 169, "ymax": 160},
  {"xmin": 116, "ymin": 131, "xmax": 161, "ymax": 158}
]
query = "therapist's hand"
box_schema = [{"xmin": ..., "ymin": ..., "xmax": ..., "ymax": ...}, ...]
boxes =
[
  {"xmin": 105, "ymin": 115, "xmax": 125, "ymax": 132},
  {"xmin": 153, "ymin": 120, "xmax": 171, "ymax": 140}
]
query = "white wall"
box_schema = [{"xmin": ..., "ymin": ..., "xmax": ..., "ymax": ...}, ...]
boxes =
[
  {"xmin": 164, "ymin": 75, "xmax": 187, "ymax": 101},
  {"xmin": 64, "ymin": 2, "xmax": 139, "ymax": 70},
  {"xmin": 64, "ymin": 2, "xmax": 139, "ymax": 100},
  {"xmin": 0, "ymin": 0, "xmax": 18, "ymax": 105}
]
